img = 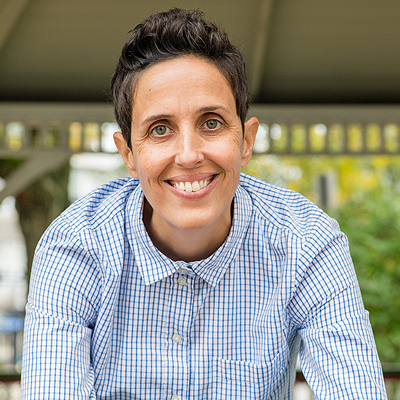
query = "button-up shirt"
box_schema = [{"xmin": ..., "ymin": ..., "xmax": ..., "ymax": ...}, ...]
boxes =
[{"xmin": 21, "ymin": 173, "xmax": 387, "ymax": 399}]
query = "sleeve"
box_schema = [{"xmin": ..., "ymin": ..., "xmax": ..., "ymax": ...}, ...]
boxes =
[
  {"xmin": 21, "ymin": 217, "xmax": 102, "ymax": 399},
  {"xmin": 291, "ymin": 227, "xmax": 388, "ymax": 399}
]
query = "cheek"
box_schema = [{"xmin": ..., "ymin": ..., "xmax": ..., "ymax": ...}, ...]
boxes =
[
  {"xmin": 213, "ymin": 141, "xmax": 243, "ymax": 170},
  {"xmin": 134, "ymin": 158, "xmax": 152, "ymax": 181},
  {"xmin": 134, "ymin": 147, "xmax": 168, "ymax": 182}
]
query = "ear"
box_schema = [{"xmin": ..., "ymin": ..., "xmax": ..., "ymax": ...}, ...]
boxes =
[
  {"xmin": 113, "ymin": 132, "xmax": 138, "ymax": 179},
  {"xmin": 241, "ymin": 117, "xmax": 259, "ymax": 167}
]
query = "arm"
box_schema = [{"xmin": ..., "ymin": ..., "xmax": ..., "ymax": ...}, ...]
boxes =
[
  {"xmin": 293, "ymin": 229, "xmax": 387, "ymax": 399},
  {"xmin": 21, "ymin": 217, "xmax": 101, "ymax": 399}
]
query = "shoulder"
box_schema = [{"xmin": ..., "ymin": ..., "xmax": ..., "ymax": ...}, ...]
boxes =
[
  {"xmin": 36, "ymin": 177, "xmax": 140, "ymax": 254},
  {"xmin": 30, "ymin": 180, "xmax": 141, "ymax": 326},
  {"xmin": 59, "ymin": 177, "xmax": 139, "ymax": 231},
  {"xmin": 238, "ymin": 172, "xmax": 340, "ymax": 241},
  {"xmin": 239, "ymin": 173, "xmax": 353, "ymax": 298},
  {"xmin": 32, "ymin": 178, "xmax": 140, "ymax": 306}
]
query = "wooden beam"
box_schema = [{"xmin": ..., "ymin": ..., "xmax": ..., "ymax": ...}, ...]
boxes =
[
  {"xmin": 249, "ymin": 0, "xmax": 275, "ymax": 101},
  {"xmin": 0, "ymin": 0, "xmax": 30, "ymax": 54},
  {"xmin": 0, "ymin": 150, "xmax": 71, "ymax": 203}
]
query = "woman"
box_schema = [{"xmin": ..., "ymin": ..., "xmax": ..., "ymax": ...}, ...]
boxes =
[{"xmin": 22, "ymin": 8, "xmax": 387, "ymax": 399}]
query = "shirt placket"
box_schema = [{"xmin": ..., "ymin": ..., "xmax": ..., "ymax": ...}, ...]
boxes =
[{"xmin": 162, "ymin": 265, "xmax": 195, "ymax": 400}]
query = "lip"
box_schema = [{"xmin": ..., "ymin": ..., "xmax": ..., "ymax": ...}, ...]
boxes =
[
  {"xmin": 166, "ymin": 173, "xmax": 219, "ymax": 199},
  {"xmin": 166, "ymin": 173, "xmax": 217, "ymax": 184}
]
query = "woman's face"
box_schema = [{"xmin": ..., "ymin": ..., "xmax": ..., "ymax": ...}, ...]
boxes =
[{"xmin": 114, "ymin": 56, "xmax": 258, "ymax": 242}]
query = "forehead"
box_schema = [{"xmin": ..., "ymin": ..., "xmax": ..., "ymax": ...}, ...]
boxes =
[{"xmin": 131, "ymin": 56, "xmax": 237, "ymax": 120}]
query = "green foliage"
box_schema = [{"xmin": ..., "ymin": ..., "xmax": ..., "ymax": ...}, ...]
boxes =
[
  {"xmin": 0, "ymin": 159, "xmax": 23, "ymax": 178},
  {"xmin": 15, "ymin": 162, "xmax": 71, "ymax": 289},
  {"xmin": 244, "ymin": 155, "xmax": 400, "ymax": 364},
  {"xmin": 333, "ymin": 184, "xmax": 400, "ymax": 364}
]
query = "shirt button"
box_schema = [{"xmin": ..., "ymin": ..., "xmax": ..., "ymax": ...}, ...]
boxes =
[
  {"xmin": 177, "ymin": 276, "xmax": 187, "ymax": 286},
  {"xmin": 172, "ymin": 333, "xmax": 182, "ymax": 343},
  {"xmin": 171, "ymin": 396, "xmax": 180, "ymax": 400}
]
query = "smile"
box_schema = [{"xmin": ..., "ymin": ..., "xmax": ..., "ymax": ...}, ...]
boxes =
[{"xmin": 168, "ymin": 176, "xmax": 216, "ymax": 193}]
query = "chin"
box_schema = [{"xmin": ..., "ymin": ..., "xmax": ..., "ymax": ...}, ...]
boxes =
[
  {"xmin": 174, "ymin": 209, "xmax": 231, "ymax": 232},
  {"xmin": 174, "ymin": 218, "xmax": 214, "ymax": 231}
]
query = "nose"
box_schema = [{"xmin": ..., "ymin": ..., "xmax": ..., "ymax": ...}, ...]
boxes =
[{"xmin": 174, "ymin": 131, "xmax": 204, "ymax": 168}]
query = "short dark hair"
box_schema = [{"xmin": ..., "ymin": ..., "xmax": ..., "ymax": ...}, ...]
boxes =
[{"xmin": 111, "ymin": 8, "xmax": 251, "ymax": 148}]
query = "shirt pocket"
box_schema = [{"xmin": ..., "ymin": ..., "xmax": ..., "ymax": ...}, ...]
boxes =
[{"xmin": 212, "ymin": 348, "xmax": 288, "ymax": 399}]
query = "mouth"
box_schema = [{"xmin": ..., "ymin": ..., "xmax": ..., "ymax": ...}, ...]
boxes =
[{"xmin": 167, "ymin": 175, "xmax": 217, "ymax": 193}]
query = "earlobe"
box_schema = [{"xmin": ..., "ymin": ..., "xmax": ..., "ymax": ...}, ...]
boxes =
[
  {"xmin": 113, "ymin": 132, "xmax": 138, "ymax": 178},
  {"xmin": 241, "ymin": 117, "xmax": 259, "ymax": 167}
]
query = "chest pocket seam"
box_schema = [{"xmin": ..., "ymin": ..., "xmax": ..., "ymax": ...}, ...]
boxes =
[{"xmin": 212, "ymin": 346, "xmax": 289, "ymax": 398}]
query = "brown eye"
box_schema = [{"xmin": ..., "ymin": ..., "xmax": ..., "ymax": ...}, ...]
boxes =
[
  {"xmin": 151, "ymin": 125, "xmax": 170, "ymax": 136},
  {"xmin": 204, "ymin": 119, "xmax": 221, "ymax": 130}
]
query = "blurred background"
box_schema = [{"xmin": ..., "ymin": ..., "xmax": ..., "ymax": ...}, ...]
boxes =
[{"xmin": 1, "ymin": 0, "xmax": 400, "ymax": 398}]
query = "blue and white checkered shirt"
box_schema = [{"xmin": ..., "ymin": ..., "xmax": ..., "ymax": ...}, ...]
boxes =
[{"xmin": 22, "ymin": 173, "xmax": 387, "ymax": 399}]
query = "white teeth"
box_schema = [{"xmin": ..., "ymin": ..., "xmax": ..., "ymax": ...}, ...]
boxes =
[
  {"xmin": 174, "ymin": 179, "xmax": 211, "ymax": 192},
  {"xmin": 192, "ymin": 181, "xmax": 200, "ymax": 191}
]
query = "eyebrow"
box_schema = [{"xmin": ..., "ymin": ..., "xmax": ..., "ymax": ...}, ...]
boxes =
[
  {"xmin": 142, "ymin": 105, "xmax": 232, "ymax": 126},
  {"xmin": 197, "ymin": 105, "xmax": 232, "ymax": 115},
  {"xmin": 142, "ymin": 114, "xmax": 173, "ymax": 126}
]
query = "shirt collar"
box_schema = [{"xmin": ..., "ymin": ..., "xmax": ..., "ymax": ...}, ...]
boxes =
[{"xmin": 126, "ymin": 182, "xmax": 252, "ymax": 287}]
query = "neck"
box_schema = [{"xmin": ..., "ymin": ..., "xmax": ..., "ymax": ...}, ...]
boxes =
[{"xmin": 143, "ymin": 200, "xmax": 233, "ymax": 262}]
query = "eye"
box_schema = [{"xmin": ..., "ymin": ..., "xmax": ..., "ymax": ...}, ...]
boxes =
[
  {"xmin": 151, "ymin": 125, "xmax": 171, "ymax": 136},
  {"xmin": 203, "ymin": 119, "xmax": 221, "ymax": 130}
]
